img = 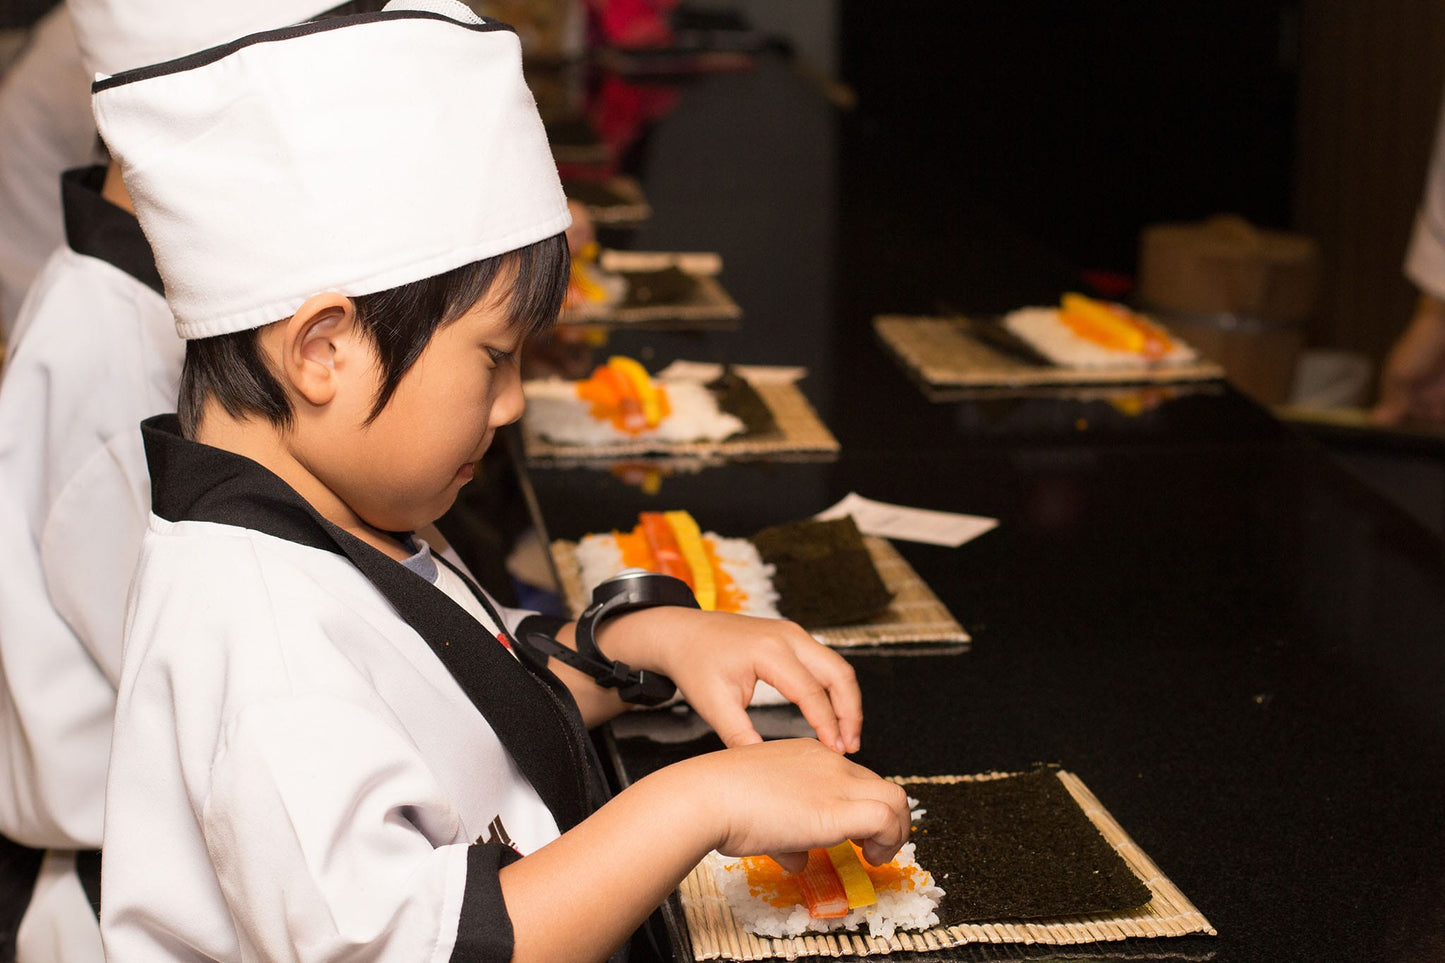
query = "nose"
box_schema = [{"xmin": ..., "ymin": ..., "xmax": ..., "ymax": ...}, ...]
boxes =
[{"xmin": 490, "ymin": 365, "xmax": 526, "ymax": 428}]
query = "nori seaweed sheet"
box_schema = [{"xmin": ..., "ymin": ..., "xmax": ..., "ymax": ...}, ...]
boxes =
[
  {"xmin": 563, "ymin": 180, "xmax": 626, "ymax": 208},
  {"xmin": 545, "ymin": 118, "xmax": 597, "ymax": 146},
  {"xmin": 908, "ymin": 771, "xmax": 1153, "ymax": 923},
  {"xmin": 749, "ymin": 516, "xmax": 893, "ymax": 629},
  {"xmin": 707, "ymin": 369, "xmax": 779, "ymax": 438},
  {"xmin": 620, "ymin": 266, "xmax": 700, "ymax": 308}
]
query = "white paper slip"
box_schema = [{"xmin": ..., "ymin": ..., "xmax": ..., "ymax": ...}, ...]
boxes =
[{"xmin": 816, "ymin": 492, "xmax": 998, "ymax": 548}]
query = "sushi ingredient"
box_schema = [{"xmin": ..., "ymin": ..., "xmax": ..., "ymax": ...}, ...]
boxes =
[
  {"xmin": 795, "ymin": 848, "xmax": 850, "ymax": 919},
  {"xmin": 605, "ymin": 356, "xmax": 664, "ymax": 427},
  {"xmin": 565, "ymin": 241, "xmax": 616, "ymax": 309},
  {"xmin": 573, "ymin": 356, "xmax": 671, "ymax": 434},
  {"xmin": 604, "ymin": 514, "xmax": 759, "ymax": 615},
  {"xmin": 826, "ymin": 841, "xmax": 878, "ymax": 910},
  {"xmin": 750, "ymin": 516, "xmax": 893, "ymax": 628},
  {"xmin": 714, "ymin": 838, "xmax": 940, "ymax": 940},
  {"xmin": 663, "ymin": 510, "xmax": 717, "ymax": 610},
  {"xmin": 638, "ymin": 512, "xmax": 692, "ymax": 584},
  {"xmin": 1058, "ymin": 292, "xmax": 1172, "ymax": 359},
  {"xmin": 524, "ymin": 370, "xmax": 744, "ymax": 445},
  {"xmin": 620, "ymin": 265, "xmax": 697, "ymax": 308}
]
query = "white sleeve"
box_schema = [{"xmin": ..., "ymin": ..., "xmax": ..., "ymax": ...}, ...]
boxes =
[
  {"xmin": 202, "ymin": 695, "xmax": 517, "ymax": 962},
  {"xmin": 40, "ymin": 429, "xmax": 150, "ymax": 687},
  {"xmin": 1406, "ymin": 83, "xmax": 1445, "ymax": 299}
]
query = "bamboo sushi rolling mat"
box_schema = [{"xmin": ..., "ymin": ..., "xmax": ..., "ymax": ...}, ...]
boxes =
[
  {"xmin": 873, "ymin": 316, "xmax": 1225, "ymax": 391},
  {"xmin": 560, "ymin": 251, "xmax": 741, "ymax": 328},
  {"xmin": 550, "ymin": 535, "xmax": 969, "ymax": 649},
  {"xmin": 568, "ymin": 175, "xmax": 652, "ymax": 226},
  {"xmin": 522, "ymin": 380, "xmax": 840, "ymax": 462},
  {"xmin": 680, "ymin": 771, "xmax": 1215, "ymax": 961}
]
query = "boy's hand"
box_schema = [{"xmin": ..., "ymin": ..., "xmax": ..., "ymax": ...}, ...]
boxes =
[
  {"xmin": 598, "ymin": 607, "xmax": 862, "ymax": 754},
  {"xmin": 676, "ymin": 738, "xmax": 912, "ymax": 870}
]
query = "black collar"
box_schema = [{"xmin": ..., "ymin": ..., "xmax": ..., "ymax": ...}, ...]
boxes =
[
  {"xmin": 141, "ymin": 414, "xmax": 597, "ymax": 831},
  {"xmin": 61, "ymin": 165, "xmax": 165, "ymax": 297}
]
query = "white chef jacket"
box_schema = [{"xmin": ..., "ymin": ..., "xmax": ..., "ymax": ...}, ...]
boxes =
[
  {"xmin": 0, "ymin": 164, "xmax": 181, "ymax": 961},
  {"xmin": 0, "ymin": 165, "xmax": 178, "ymax": 848},
  {"xmin": 0, "ymin": 6, "xmax": 102, "ymax": 337},
  {"xmin": 103, "ymin": 417, "xmax": 599, "ymax": 962}
]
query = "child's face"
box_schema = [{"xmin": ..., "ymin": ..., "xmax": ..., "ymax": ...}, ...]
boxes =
[{"xmin": 327, "ymin": 280, "xmax": 527, "ymax": 535}]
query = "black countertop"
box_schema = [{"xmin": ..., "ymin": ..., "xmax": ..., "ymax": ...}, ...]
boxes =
[{"xmin": 518, "ymin": 49, "xmax": 1445, "ymax": 963}]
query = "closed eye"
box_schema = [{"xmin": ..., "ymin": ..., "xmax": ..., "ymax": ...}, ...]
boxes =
[{"xmin": 486, "ymin": 346, "xmax": 515, "ymax": 366}]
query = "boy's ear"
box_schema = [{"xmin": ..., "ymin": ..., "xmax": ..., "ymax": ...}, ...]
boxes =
[{"xmin": 277, "ymin": 292, "xmax": 362, "ymax": 408}]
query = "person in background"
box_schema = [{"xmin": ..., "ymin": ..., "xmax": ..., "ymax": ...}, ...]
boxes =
[
  {"xmin": 0, "ymin": 2, "xmax": 385, "ymax": 959},
  {"xmin": 1374, "ymin": 87, "xmax": 1445, "ymax": 426},
  {"xmin": 93, "ymin": 4, "xmax": 908, "ymax": 958},
  {"xmin": 0, "ymin": 3, "xmax": 99, "ymax": 337}
]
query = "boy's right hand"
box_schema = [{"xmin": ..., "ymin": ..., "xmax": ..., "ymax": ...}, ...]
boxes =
[{"xmin": 674, "ymin": 738, "xmax": 912, "ymax": 871}]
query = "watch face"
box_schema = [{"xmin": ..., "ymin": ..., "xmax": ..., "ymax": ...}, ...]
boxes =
[{"xmin": 593, "ymin": 569, "xmax": 698, "ymax": 609}]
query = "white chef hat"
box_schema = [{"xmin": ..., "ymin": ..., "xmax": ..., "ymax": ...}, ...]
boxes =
[
  {"xmin": 69, "ymin": 0, "xmax": 355, "ymax": 78},
  {"xmin": 90, "ymin": 0, "xmax": 571, "ymax": 339}
]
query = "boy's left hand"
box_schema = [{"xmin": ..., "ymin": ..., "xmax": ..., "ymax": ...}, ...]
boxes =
[{"xmin": 598, "ymin": 607, "xmax": 862, "ymax": 754}]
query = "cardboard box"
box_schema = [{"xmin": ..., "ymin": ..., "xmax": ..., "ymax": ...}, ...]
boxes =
[{"xmin": 1138, "ymin": 215, "xmax": 1320, "ymax": 404}]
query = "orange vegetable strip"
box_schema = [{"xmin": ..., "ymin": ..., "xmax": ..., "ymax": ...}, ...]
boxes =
[
  {"xmin": 638, "ymin": 512, "xmax": 693, "ymax": 585},
  {"xmin": 584, "ymin": 365, "xmax": 645, "ymax": 432},
  {"xmin": 607, "ymin": 356, "xmax": 664, "ymax": 428},
  {"xmin": 795, "ymin": 848, "xmax": 850, "ymax": 919},
  {"xmin": 1059, "ymin": 292, "xmax": 1173, "ymax": 358},
  {"xmin": 576, "ymin": 369, "xmax": 622, "ymax": 408}
]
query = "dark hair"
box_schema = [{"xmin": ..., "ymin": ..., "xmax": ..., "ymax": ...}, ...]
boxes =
[{"xmin": 178, "ymin": 232, "xmax": 569, "ymax": 439}]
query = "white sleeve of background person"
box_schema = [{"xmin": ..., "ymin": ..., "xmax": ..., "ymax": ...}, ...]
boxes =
[
  {"xmin": 0, "ymin": 250, "xmax": 177, "ymax": 849},
  {"xmin": 1405, "ymin": 82, "xmax": 1445, "ymax": 300}
]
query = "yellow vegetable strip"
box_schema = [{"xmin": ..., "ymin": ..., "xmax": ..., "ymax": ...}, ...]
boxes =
[
  {"xmin": 664, "ymin": 510, "xmax": 716, "ymax": 610},
  {"xmin": 825, "ymin": 841, "xmax": 878, "ymax": 910}
]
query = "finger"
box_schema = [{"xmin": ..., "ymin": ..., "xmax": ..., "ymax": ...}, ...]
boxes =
[
  {"xmin": 767, "ymin": 851, "xmax": 808, "ymax": 874},
  {"xmin": 760, "ymin": 657, "xmax": 845, "ymax": 753},
  {"xmin": 1371, "ymin": 397, "xmax": 1409, "ymax": 426},
  {"xmin": 842, "ymin": 794, "xmax": 913, "ymax": 866},
  {"xmin": 792, "ymin": 643, "xmax": 863, "ymax": 753},
  {"xmin": 700, "ymin": 695, "xmax": 764, "ymax": 748}
]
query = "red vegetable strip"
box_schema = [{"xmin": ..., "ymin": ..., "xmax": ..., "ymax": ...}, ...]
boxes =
[
  {"xmin": 638, "ymin": 512, "xmax": 693, "ymax": 585},
  {"xmin": 795, "ymin": 848, "xmax": 850, "ymax": 919}
]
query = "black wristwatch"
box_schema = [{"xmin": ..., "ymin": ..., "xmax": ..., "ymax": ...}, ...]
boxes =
[{"xmin": 527, "ymin": 569, "xmax": 696, "ymax": 706}]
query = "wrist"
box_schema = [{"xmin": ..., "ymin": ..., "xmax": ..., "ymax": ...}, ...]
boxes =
[
  {"xmin": 644, "ymin": 751, "xmax": 731, "ymax": 854},
  {"xmin": 593, "ymin": 604, "xmax": 686, "ymax": 675}
]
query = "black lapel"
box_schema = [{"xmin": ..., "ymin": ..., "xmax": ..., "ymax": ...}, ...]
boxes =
[
  {"xmin": 142, "ymin": 415, "xmax": 594, "ymax": 831},
  {"xmin": 61, "ymin": 165, "xmax": 166, "ymax": 297}
]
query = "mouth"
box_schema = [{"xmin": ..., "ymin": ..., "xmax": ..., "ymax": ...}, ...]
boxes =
[{"xmin": 456, "ymin": 462, "xmax": 476, "ymax": 482}]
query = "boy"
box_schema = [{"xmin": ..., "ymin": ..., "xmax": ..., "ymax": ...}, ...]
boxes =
[
  {"xmin": 92, "ymin": 3, "xmax": 911, "ymax": 960},
  {"xmin": 0, "ymin": 2, "xmax": 390, "ymax": 958}
]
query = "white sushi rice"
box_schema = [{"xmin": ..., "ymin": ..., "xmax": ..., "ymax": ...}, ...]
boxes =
[
  {"xmin": 708, "ymin": 839, "xmax": 944, "ymax": 942},
  {"xmin": 523, "ymin": 377, "xmax": 745, "ymax": 445},
  {"xmin": 1003, "ymin": 306, "xmax": 1198, "ymax": 368},
  {"xmin": 573, "ymin": 531, "xmax": 781, "ymax": 620}
]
